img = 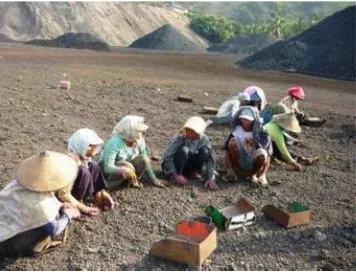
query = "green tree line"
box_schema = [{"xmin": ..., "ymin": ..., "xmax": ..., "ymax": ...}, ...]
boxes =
[{"xmin": 187, "ymin": 10, "xmax": 322, "ymax": 43}]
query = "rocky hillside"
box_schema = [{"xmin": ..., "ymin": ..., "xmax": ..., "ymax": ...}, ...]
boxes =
[{"xmin": 0, "ymin": 2, "xmax": 207, "ymax": 47}]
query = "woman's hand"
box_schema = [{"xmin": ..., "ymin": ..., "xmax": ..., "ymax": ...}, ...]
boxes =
[
  {"xmin": 85, "ymin": 206, "xmax": 100, "ymax": 217},
  {"xmin": 62, "ymin": 206, "xmax": 81, "ymax": 220},
  {"xmin": 205, "ymin": 180, "xmax": 219, "ymax": 190},
  {"xmin": 94, "ymin": 190, "xmax": 115, "ymax": 211},
  {"xmin": 122, "ymin": 168, "xmax": 137, "ymax": 181},
  {"xmin": 171, "ymin": 174, "xmax": 188, "ymax": 186},
  {"xmin": 78, "ymin": 204, "xmax": 100, "ymax": 217},
  {"xmin": 293, "ymin": 161, "xmax": 302, "ymax": 172}
]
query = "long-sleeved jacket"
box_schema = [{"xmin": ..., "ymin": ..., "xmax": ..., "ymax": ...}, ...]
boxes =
[
  {"xmin": 265, "ymin": 121, "xmax": 296, "ymax": 164},
  {"xmin": 98, "ymin": 135, "xmax": 156, "ymax": 181},
  {"xmin": 162, "ymin": 133, "xmax": 215, "ymax": 179},
  {"xmin": 280, "ymin": 96, "xmax": 302, "ymax": 115}
]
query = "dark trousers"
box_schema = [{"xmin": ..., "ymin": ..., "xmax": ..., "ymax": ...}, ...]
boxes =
[
  {"xmin": 174, "ymin": 146, "xmax": 210, "ymax": 175},
  {"xmin": 71, "ymin": 161, "xmax": 107, "ymax": 202},
  {"xmin": 0, "ymin": 226, "xmax": 51, "ymax": 257}
]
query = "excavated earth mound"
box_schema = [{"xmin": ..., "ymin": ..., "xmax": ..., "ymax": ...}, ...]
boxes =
[
  {"xmin": 239, "ymin": 6, "xmax": 355, "ymax": 81},
  {"xmin": 129, "ymin": 24, "xmax": 206, "ymax": 52},
  {"xmin": 25, "ymin": 32, "xmax": 111, "ymax": 51},
  {"xmin": 208, "ymin": 33, "xmax": 278, "ymax": 56}
]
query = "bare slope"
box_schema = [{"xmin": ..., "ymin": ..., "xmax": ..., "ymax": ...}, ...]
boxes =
[{"xmin": 0, "ymin": 2, "xmax": 207, "ymax": 47}]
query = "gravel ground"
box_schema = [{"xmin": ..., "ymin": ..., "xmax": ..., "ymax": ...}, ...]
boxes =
[{"xmin": 0, "ymin": 43, "xmax": 354, "ymax": 271}]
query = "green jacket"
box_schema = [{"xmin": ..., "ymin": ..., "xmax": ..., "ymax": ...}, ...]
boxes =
[
  {"xmin": 99, "ymin": 135, "xmax": 156, "ymax": 181},
  {"xmin": 265, "ymin": 121, "xmax": 296, "ymax": 164}
]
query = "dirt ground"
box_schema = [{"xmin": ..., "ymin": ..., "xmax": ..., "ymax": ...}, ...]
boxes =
[{"xmin": 0, "ymin": 43, "xmax": 355, "ymax": 271}]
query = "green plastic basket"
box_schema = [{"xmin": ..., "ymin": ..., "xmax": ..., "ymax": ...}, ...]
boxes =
[
  {"xmin": 205, "ymin": 206, "xmax": 225, "ymax": 230},
  {"xmin": 288, "ymin": 202, "xmax": 306, "ymax": 213}
]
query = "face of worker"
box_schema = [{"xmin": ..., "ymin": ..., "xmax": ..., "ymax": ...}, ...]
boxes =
[
  {"xmin": 125, "ymin": 132, "xmax": 142, "ymax": 147},
  {"xmin": 185, "ymin": 128, "xmax": 200, "ymax": 140},
  {"xmin": 251, "ymin": 100, "xmax": 262, "ymax": 111},
  {"xmin": 240, "ymin": 118, "xmax": 253, "ymax": 132},
  {"xmin": 85, "ymin": 144, "xmax": 100, "ymax": 158}
]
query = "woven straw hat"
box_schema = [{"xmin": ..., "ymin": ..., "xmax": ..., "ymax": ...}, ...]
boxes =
[
  {"xmin": 183, "ymin": 116, "xmax": 207, "ymax": 135},
  {"xmin": 273, "ymin": 113, "xmax": 301, "ymax": 134},
  {"xmin": 17, "ymin": 151, "xmax": 79, "ymax": 192}
]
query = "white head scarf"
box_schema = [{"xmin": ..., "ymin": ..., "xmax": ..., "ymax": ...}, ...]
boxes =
[
  {"xmin": 68, "ymin": 128, "xmax": 104, "ymax": 158},
  {"xmin": 112, "ymin": 115, "xmax": 148, "ymax": 142}
]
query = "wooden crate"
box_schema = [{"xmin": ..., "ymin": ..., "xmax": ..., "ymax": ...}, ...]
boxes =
[
  {"xmin": 262, "ymin": 204, "xmax": 311, "ymax": 228},
  {"xmin": 150, "ymin": 220, "xmax": 217, "ymax": 267}
]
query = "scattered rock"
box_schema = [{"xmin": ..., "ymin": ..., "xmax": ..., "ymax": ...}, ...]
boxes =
[
  {"xmin": 177, "ymin": 95, "xmax": 193, "ymax": 103},
  {"xmin": 289, "ymin": 231, "xmax": 301, "ymax": 242},
  {"xmin": 87, "ymin": 247, "xmax": 99, "ymax": 254},
  {"xmin": 270, "ymin": 190, "xmax": 279, "ymax": 197},
  {"xmin": 269, "ymin": 179, "xmax": 282, "ymax": 186},
  {"xmin": 320, "ymin": 263, "xmax": 335, "ymax": 271},
  {"xmin": 314, "ymin": 230, "xmax": 327, "ymax": 242},
  {"xmin": 227, "ymin": 263, "xmax": 237, "ymax": 271},
  {"xmin": 254, "ymin": 231, "xmax": 267, "ymax": 239}
]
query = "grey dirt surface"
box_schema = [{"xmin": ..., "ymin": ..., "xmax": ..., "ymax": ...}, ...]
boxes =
[{"xmin": 0, "ymin": 43, "xmax": 355, "ymax": 271}]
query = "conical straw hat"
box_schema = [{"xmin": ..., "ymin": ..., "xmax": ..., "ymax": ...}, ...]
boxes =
[
  {"xmin": 273, "ymin": 113, "xmax": 301, "ymax": 134},
  {"xmin": 17, "ymin": 151, "xmax": 79, "ymax": 192}
]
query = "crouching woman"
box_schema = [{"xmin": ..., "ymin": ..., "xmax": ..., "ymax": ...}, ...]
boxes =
[
  {"xmin": 265, "ymin": 112, "xmax": 303, "ymax": 171},
  {"xmin": 56, "ymin": 128, "xmax": 114, "ymax": 217},
  {"xmin": 0, "ymin": 151, "xmax": 81, "ymax": 256},
  {"xmin": 99, "ymin": 115, "xmax": 165, "ymax": 189},
  {"xmin": 226, "ymin": 107, "xmax": 272, "ymax": 186},
  {"xmin": 162, "ymin": 116, "xmax": 219, "ymax": 190}
]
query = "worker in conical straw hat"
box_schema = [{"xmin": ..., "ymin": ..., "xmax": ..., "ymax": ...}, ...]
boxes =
[
  {"xmin": 280, "ymin": 86, "xmax": 305, "ymax": 116},
  {"xmin": 265, "ymin": 112, "xmax": 305, "ymax": 171},
  {"xmin": 0, "ymin": 151, "xmax": 81, "ymax": 256},
  {"xmin": 281, "ymin": 86, "xmax": 326, "ymax": 127},
  {"xmin": 162, "ymin": 116, "xmax": 219, "ymax": 190},
  {"xmin": 99, "ymin": 115, "xmax": 165, "ymax": 189},
  {"xmin": 56, "ymin": 128, "xmax": 115, "ymax": 217},
  {"xmin": 225, "ymin": 107, "xmax": 272, "ymax": 186}
]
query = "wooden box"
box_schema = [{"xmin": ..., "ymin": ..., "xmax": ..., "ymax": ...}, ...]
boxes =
[
  {"xmin": 205, "ymin": 199, "xmax": 256, "ymax": 231},
  {"xmin": 262, "ymin": 203, "xmax": 311, "ymax": 228},
  {"xmin": 149, "ymin": 220, "xmax": 217, "ymax": 267}
]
